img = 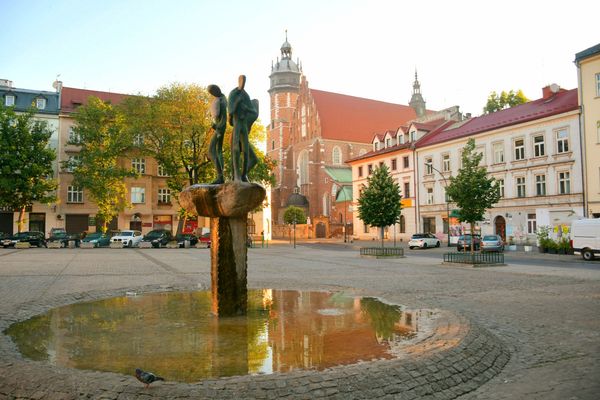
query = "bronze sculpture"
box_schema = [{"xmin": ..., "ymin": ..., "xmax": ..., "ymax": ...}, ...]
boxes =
[
  {"xmin": 228, "ymin": 75, "xmax": 258, "ymax": 182},
  {"xmin": 207, "ymin": 84, "xmax": 227, "ymax": 184}
]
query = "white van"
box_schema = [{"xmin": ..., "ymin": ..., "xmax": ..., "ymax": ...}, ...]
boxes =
[{"xmin": 571, "ymin": 219, "xmax": 600, "ymax": 261}]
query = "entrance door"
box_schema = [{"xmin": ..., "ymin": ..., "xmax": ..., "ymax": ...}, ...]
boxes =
[
  {"xmin": 494, "ymin": 216, "xmax": 506, "ymax": 242},
  {"xmin": 316, "ymin": 222, "xmax": 326, "ymax": 238},
  {"xmin": 29, "ymin": 213, "xmax": 46, "ymax": 234},
  {"xmin": 0, "ymin": 212, "xmax": 13, "ymax": 235},
  {"xmin": 66, "ymin": 214, "xmax": 89, "ymax": 234}
]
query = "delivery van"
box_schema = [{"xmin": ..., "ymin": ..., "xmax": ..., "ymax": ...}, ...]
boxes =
[{"xmin": 571, "ymin": 219, "xmax": 600, "ymax": 261}]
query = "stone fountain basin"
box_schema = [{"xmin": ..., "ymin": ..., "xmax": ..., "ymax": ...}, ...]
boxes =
[{"xmin": 179, "ymin": 182, "xmax": 266, "ymax": 218}]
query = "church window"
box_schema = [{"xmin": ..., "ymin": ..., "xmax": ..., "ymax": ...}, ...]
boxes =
[
  {"xmin": 298, "ymin": 150, "xmax": 309, "ymax": 186},
  {"xmin": 332, "ymin": 146, "xmax": 342, "ymax": 165},
  {"xmin": 323, "ymin": 193, "xmax": 330, "ymax": 216},
  {"xmin": 301, "ymin": 105, "xmax": 307, "ymax": 137}
]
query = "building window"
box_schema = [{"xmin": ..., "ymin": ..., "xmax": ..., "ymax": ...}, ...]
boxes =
[
  {"xmin": 514, "ymin": 139, "xmax": 525, "ymax": 161},
  {"xmin": 35, "ymin": 98, "xmax": 46, "ymax": 109},
  {"xmin": 133, "ymin": 133, "xmax": 144, "ymax": 146},
  {"xmin": 301, "ymin": 105, "xmax": 307, "ymax": 137},
  {"xmin": 404, "ymin": 182, "xmax": 410, "ymax": 198},
  {"xmin": 131, "ymin": 187, "xmax": 145, "ymax": 204},
  {"xmin": 391, "ymin": 158, "xmax": 397, "ymax": 170},
  {"xmin": 157, "ymin": 164, "xmax": 169, "ymax": 177},
  {"xmin": 410, "ymin": 131, "xmax": 417, "ymax": 142},
  {"xmin": 597, "ymin": 121, "xmax": 600, "ymax": 143},
  {"xmin": 363, "ymin": 223, "xmax": 369, "ymax": 233},
  {"xmin": 527, "ymin": 213, "xmax": 537, "ymax": 234},
  {"xmin": 516, "ymin": 176, "xmax": 526, "ymax": 198},
  {"xmin": 322, "ymin": 193, "xmax": 330, "ymax": 217},
  {"xmin": 374, "ymin": 142, "xmax": 379, "ymax": 151},
  {"xmin": 332, "ymin": 146, "xmax": 342, "ymax": 165},
  {"xmin": 558, "ymin": 171, "xmax": 571, "ymax": 194},
  {"xmin": 533, "ymin": 134, "xmax": 545, "ymax": 157},
  {"xmin": 596, "ymin": 73, "xmax": 600, "ymax": 97},
  {"xmin": 493, "ymin": 142, "xmax": 504, "ymax": 163},
  {"xmin": 272, "ymin": 140, "xmax": 275, "ymax": 150},
  {"xmin": 497, "ymin": 178, "xmax": 504, "ymax": 198},
  {"xmin": 425, "ymin": 157, "xmax": 433, "ymax": 175},
  {"xmin": 535, "ymin": 174, "xmax": 546, "ymax": 196},
  {"xmin": 158, "ymin": 188, "xmax": 171, "ymax": 204},
  {"xmin": 5, "ymin": 95, "xmax": 15, "ymax": 107},
  {"xmin": 66, "ymin": 155, "xmax": 81, "ymax": 172},
  {"xmin": 68, "ymin": 126, "xmax": 81, "ymax": 144},
  {"xmin": 298, "ymin": 150, "xmax": 309, "ymax": 186},
  {"xmin": 67, "ymin": 186, "xmax": 83, "ymax": 203},
  {"xmin": 358, "ymin": 166, "xmax": 363, "ymax": 177},
  {"xmin": 556, "ymin": 128, "xmax": 569, "ymax": 153},
  {"xmin": 423, "ymin": 217, "xmax": 436, "ymax": 234},
  {"xmin": 131, "ymin": 158, "xmax": 145, "ymax": 174},
  {"xmin": 427, "ymin": 187, "xmax": 434, "ymax": 204},
  {"xmin": 442, "ymin": 153, "xmax": 450, "ymax": 172},
  {"xmin": 368, "ymin": 164, "xmax": 373, "ymax": 175},
  {"xmin": 386, "ymin": 138, "xmax": 391, "ymax": 147},
  {"xmin": 399, "ymin": 215, "xmax": 406, "ymax": 233},
  {"xmin": 403, "ymin": 156, "xmax": 409, "ymax": 169},
  {"xmin": 398, "ymin": 134, "xmax": 405, "ymax": 144}
]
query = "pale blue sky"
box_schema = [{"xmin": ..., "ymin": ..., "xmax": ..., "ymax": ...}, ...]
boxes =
[{"xmin": 2, "ymin": 0, "xmax": 599, "ymax": 125}]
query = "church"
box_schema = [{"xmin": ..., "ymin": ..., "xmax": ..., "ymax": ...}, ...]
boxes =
[{"xmin": 267, "ymin": 36, "xmax": 428, "ymax": 237}]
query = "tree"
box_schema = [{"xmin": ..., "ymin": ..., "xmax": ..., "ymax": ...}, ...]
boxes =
[
  {"xmin": 0, "ymin": 106, "xmax": 57, "ymax": 232},
  {"xmin": 446, "ymin": 139, "xmax": 500, "ymax": 252},
  {"xmin": 483, "ymin": 89, "xmax": 528, "ymax": 114},
  {"xmin": 357, "ymin": 164, "xmax": 402, "ymax": 248},
  {"xmin": 65, "ymin": 97, "xmax": 138, "ymax": 233},
  {"xmin": 283, "ymin": 206, "xmax": 306, "ymax": 225}
]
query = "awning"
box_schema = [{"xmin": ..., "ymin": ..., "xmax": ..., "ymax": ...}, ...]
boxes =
[{"xmin": 449, "ymin": 209, "xmax": 461, "ymax": 218}]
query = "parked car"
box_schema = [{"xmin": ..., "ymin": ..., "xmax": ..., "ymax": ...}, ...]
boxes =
[
  {"xmin": 457, "ymin": 234, "xmax": 481, "ymax": 251},
  {"xmin": 110, "ymin": 230, "xmax": 143, "ymax": 247},
  {"xmin": 2, "ymin": 231, "xmax": 47, "ymax": 248},
  {"xmin": 198, "ymin": 232, "xmax": 211, "ymax": 248},
  {"xmin": 81, "ymin": 232, "xmax": 111, "ymax": 247},
  {"xmin": 141, "ymin": 229, "xmax": 174, "ymax": 248},
  {"xmin": 175, "ymin": 233, "xmax": 198, "ymax": 248},
  {"xmin": 0, "ymin": 232, "xmax": 10, "ymax": 241},
  {"xmin": 408, "ymin": 233, "xmax": 440, "ymax": 249},
  {"xmin": 480, "ymin": 234, "xmax": 504, "ymax": 252},
  {"xmin": 48, "ymin": 231, "xmax": 81, "ymax": 248},
  {"xmin": 571, "ymin": 219, "xmax": 600, "ymax": 261}
]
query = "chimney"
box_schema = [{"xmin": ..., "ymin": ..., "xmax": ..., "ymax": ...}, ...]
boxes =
[
  {"xmin": 542, "ymin": 83, "xmax": 560, "ymax": 99},
  {"xmin": 0, "ymin": 79, "xmax": 13, "ymax": 88}
]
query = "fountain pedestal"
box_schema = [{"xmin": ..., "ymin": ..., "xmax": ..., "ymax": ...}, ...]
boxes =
[{"xmin": 180, "ymin": 182, "xmax": 266, "ymax": 316}]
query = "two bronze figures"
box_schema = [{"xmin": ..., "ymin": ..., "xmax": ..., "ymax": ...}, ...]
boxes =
[{"xmin": 208, "ymin": 75, "xmax": 258, "ymax": 184}]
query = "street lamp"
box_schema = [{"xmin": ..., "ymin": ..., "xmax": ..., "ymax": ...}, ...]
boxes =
[
  {"xmin": 293, "ymin": 216, "xmax": 296, "ymax": 249},
  {"xmin": 430, "ymin": 165, "xmax": 451, "ymax": 247}
]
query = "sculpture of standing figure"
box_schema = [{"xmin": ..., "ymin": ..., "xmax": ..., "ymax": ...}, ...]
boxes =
[
  {"xmin": 207, "ymin": 84, "xmax": 227, "ymax": 184},
  {"xmin": 228, "ymin": 75, "xmax": 258, "ymax": 182}
]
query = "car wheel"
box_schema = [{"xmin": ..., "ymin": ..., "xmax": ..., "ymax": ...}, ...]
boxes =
[
  {"xmin": 435, "ymin": 241, "xmax": 440, "ymax": 248},
  {"xmin": 582, "ymin": 249, "xmax": 594, "ymax": 261},
  {"xmin": 127, "ymin": 240, "xmax": 132, "ymax": 248},
  {"xmin": 423, "ymin": 243, "xmax": 428, "ymax": 249}
]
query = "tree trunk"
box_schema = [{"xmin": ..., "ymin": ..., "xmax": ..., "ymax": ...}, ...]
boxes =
[
  {"xmin": 18, "ymin": 207, "xmax": 26, "ymax": 233},
  {"xmin": 380, "ymin": 227, "xmax": 384, "ymax": 248},
  {"xmin": 470, "ymin": 222, "xmax": 475, "ymax": 254}
]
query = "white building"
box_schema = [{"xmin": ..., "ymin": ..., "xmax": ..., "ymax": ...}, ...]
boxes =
[{"xmin": 415, "ymin": 86, "xmax": 582, "ymax": 244}]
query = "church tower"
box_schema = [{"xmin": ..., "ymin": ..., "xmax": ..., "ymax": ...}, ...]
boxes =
[
  {"xmin": 268, "ymin": 33, "xmax": 302, "ymax": 219},
  {"xmin": 409, "ymin": 70, "xmax": 426, "ymax": 118}
]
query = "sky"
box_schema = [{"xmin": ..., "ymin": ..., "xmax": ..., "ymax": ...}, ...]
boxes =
[{"xmin": 2, "ymin": 0, "xmax": 599, "ymax": 127}]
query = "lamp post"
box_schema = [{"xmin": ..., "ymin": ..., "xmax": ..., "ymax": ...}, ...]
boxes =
[
  {"xmin": 430, "ymin": 165, "xmax": 451, "ymax": 247},
  {"xmin": 293, "ymin": 216, "xmax": 296, "ymax": 249}
]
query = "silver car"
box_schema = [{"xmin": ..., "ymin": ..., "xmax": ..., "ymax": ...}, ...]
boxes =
[
  {"xmin": 408, "ymin": 233, "xmax": 441, "ymax": 249},
  {"xmin": 481, "ymin": 234, "xmax": 504, "ymax": 252}
]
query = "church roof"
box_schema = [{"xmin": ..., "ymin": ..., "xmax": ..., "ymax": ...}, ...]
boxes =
[
  {"xmin": 335, "ymin": 186, "xmax": 352, "ymax": 203},
  {"xmin": 415, "ymin": 88, "xmax": 578, "ymax": 148},
  {"xmin": 310, "ymin": 89, "xmax": 417, "ymax": 143},
  {"xmin": 324, "ymin": 166, "xmax": 352, "ymax": 183}
]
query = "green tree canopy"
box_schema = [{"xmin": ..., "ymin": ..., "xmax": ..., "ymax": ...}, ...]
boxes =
[
  {"xmin": 357, "ymin": 164, "xmax": 402, "ymax": 247},
  {"xmin": 0, "ymin": 106, "xmax": 57, "ymax": 232},
  {"xmin": 283, "ymin": 206, "xmax": 307, "ymax": 225},
  {"xmin": 483, "ymin": 89, "xmax": 529, "ymax": 114},
  {"xmin": 446, "ymin": 139, "xmax": 500, "ymax": 252},
  {"xmin": 65, "ymin": 97, "xmax": 138, "ymax": 233}
]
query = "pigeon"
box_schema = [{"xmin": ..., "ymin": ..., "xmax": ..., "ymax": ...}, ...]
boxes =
[{"xmin": 135, "ymin": 368, "xmax": 165, "ymax": 388}]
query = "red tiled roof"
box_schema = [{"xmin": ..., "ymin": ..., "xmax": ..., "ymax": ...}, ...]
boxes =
[
  {"xmin": 410, "ymin": 118, "xmax": 447, "ymax": 132},
  {"xmin": 310, "ymin": 89, "xmax": 417, "ymax": 143},
  {"xmin": 61, "ymin": 87, "xmax": 129, "ymax": 113},
  {"xmin": 416, "ymin": 89, "xmax": 578, "ymax": 148}
]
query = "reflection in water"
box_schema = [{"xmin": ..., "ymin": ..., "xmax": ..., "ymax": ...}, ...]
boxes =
[{"xmin": 5, "ymin": 290, "xmax": 435, "ymax": 382}]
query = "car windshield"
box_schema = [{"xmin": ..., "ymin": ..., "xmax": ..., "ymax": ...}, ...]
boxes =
[
  {"xmin": 145, "ymin": 231, "xmax": 164, "ymax": 239},
  {"xmin": 411, "ymin": 234, "xmax": 425, "ymax": 239},
  {"xmin": 86, "ymin": 233, "xmax": 103, "ymax": 240},
  {"xmin": 14, "ymin": 232, "xmax": 29, "ymax": 239},
  {"xmin": 483, "ymin": 235, "xmax": 498, "ymax": 241},
  {"xmin": 51, "ymin": 232, "xmax": 68, "ymax": 238},
  {"xmin": 119, "ymin": 232, "xmax": 133, "ymax": 237}
]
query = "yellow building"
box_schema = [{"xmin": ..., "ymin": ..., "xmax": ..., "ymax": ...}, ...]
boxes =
[{"xmin": 575, "ymin": 43, "xmax": 600, "ymax": 218}]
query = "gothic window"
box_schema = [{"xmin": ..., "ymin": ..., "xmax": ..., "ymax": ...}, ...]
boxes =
[
  {"xmin": 332, "ymin": 146, "xmax": 342, "ymax": 165},
  {"xmin": 301, "ymin": 105, "xmax": 307, "ymax": 137},
  {"xmin": 323, "ymin": 193, "xmax": 330, "ymax": 216},
  {"xmin": 298, "ymin": 150, "xmax": 309, "ymax": 186}
]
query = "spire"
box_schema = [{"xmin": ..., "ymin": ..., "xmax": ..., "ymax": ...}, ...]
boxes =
[
  {"xmin": 281, "ymin": 30, "xmax": 292, "ymax": 59},
  {"xmin": 409, "ymin": 69, "xmax": 426, "ymax": 118}
]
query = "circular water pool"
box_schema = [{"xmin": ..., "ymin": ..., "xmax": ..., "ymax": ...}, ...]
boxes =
[{"xmin": 5, "ymin": 289, "xmax": 439, "ymax": 382}]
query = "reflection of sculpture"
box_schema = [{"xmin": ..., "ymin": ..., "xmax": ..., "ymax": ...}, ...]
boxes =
[
  {"xmin": 228, "ymin": 75, "xmax": 258, "ymax": 182},
  {"xmin": 207, "ymin": 84, "xmax": 227, "ymax": 184}
]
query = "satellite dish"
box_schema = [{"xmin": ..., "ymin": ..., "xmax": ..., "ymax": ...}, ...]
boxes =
[{"xmin": 550, "ymin": 83, "xmax": 560, "ymax": 93}]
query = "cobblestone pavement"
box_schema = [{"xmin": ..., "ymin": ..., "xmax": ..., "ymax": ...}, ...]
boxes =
[{"xmin": 0, "ymin": 243, "xmax": 598, "ymax": 399}]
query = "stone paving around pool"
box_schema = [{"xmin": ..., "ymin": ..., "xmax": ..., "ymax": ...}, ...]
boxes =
[{"xmin": 0, "ymin": 244, "xmax": 598, "ymax": 399}]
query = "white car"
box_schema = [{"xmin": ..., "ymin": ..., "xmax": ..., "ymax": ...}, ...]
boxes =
[
  {"xmin": 408, "ymin": 233, "xmax": 441, "ymax": 249},
  {"xmin": 110, "ymin": 230, "xmax": 143, "ymax": 248}
]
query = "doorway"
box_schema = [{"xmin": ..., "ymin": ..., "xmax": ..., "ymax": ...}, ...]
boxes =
[{"xmin": 494, "ymin": 216, "xmax": 506, "ymax": 242}]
